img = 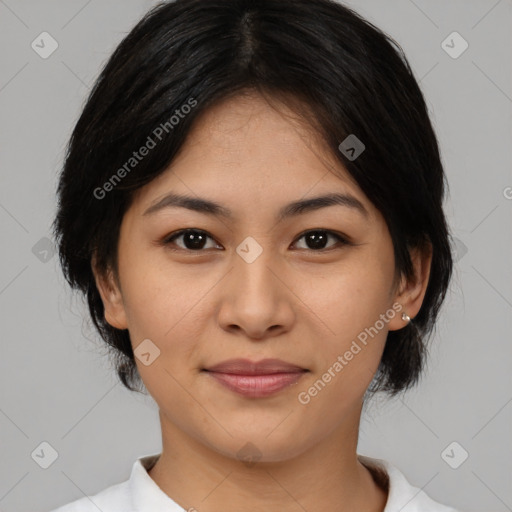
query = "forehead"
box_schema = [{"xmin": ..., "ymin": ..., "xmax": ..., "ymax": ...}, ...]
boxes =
[
  {"xmin": 176, "ymin": 91, "xmax": 339, "ymax": 173},
  {"xmin": 129, "ymin": 91, "xmax": 377, "ymax": 223}
]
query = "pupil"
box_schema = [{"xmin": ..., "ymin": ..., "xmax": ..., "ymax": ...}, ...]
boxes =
[
  {"xmin": 307, "ymin": 231, "xmax": 327, "ymax": 249},
  {"xmin": 185, "ymin": 231, "xmax": 206, "ymax": 250}
]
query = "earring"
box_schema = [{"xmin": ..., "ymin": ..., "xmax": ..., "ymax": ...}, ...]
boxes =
[{"xmin": 401, "ymin": 312, "xmax": 411, "ymax": 323}]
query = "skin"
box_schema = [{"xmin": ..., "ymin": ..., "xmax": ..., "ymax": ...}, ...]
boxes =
[{"xmin": 93, "ymin": 90, "xmax": 432, "ymax": 512}]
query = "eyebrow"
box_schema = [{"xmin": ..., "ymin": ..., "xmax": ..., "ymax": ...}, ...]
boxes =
[{"xmin": 142, "ymin": 191, "xmax": 369, "ymax": 221}]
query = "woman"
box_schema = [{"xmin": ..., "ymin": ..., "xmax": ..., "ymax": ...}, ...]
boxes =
[{"xmin": 50, "ymin": 0, "xmax": 458, "ymax": 510}]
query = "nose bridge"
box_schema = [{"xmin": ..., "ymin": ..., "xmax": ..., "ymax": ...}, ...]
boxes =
[{"xmin": 232, "ymin": 235, "xmax": 278, "ymax": 296}]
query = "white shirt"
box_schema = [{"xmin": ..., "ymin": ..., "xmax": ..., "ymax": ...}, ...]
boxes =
[{"xmin": 49, "ymin": 453, "xmax": 460, "ymax": 512}]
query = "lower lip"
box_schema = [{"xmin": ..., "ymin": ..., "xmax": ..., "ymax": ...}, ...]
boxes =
[{"xmin": 204, "ymin": 371, "xmax": 306, "ymax": 398}]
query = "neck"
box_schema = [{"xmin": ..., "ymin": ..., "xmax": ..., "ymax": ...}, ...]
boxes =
[{"xmin": 147, "ymin": 408, "xmax": 388, "ymax": 512}]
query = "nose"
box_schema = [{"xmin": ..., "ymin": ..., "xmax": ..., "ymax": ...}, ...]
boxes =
[{"xmin": 216, "ymin": 243, "xmax": 295, "ymax": 340}]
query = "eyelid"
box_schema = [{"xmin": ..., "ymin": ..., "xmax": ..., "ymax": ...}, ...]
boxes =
[{"xmin": 161, "ymin": 228, "xmax": 352, "ymax": 252}]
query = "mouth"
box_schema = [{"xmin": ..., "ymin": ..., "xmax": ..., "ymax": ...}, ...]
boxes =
[{"xmin": 201, "ymin": 358, "xmax": 309, "ymax": 398}]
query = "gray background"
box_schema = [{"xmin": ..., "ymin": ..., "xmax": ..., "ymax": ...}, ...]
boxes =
[{"xmin": 0, "ymin": 0, "xmax": 510, "ymax": 511}]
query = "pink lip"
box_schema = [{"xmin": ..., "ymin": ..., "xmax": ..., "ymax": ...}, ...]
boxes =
[
  {"xmin": 202, "ymin": 358, "xmax": 308, "ymax": 398},
  {"xmin": 204, "ymin": 358, "xmax": 306, "ymax": 375}
]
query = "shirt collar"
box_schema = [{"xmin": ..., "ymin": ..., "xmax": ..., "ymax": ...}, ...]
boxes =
[{"xmin": 130, "ymin": 452, "xmax": 186, "ymax": 511}]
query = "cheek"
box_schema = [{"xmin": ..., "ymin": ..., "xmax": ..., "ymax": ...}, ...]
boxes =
[
  {"xmin": 122, "ymin": 273, "xmax": 206, "ymax": 401},
  {"xmin": 118, "ymin": 260, "xmax": 218, "ymax": 395},
  {"xmin": 117, "ymin": 238, "xmax": 201, "ymax": 337},
  {"xmin": 122, "ymin": 276, "xmax": 208, "ymax": 353},
  {"xmin": 302, "ymin": 249, "xmax": 394, "ymax": 391},
  {"xmin": 311, "ymin": 255, "xmax": 394, "ymax": 336},
  {"xmin": 296, "ymin": 289, "xmax": 389, "ymax": 423}
]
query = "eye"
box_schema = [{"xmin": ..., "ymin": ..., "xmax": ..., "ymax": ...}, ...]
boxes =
[
  {"xmin": 292, "ymin": 229, "xmax": 350, "ymax": 251},
  {"xmin": 162, "ymin": 229, "xmax": 222, "ymax": 251},
  {"xmin": 161, "ymin": 228, "xmax": 351, "ymax": 252}
]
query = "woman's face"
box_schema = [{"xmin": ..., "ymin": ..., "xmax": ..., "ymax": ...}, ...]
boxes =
[{"xmin": 94, "ymin": 91, "xmax": 428, "ymax": 462}]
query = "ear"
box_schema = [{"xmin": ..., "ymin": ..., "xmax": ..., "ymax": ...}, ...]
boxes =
[
  {"xmin": 91, "ymin": 253, "xmax": 128, "ymax": 330},
  {"xmin": 388, "ymin": 242, "xmax": 433, "ymax": 331}
]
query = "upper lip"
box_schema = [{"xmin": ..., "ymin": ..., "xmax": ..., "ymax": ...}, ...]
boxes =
[{"xmin": 203, "ymin": 358, "xmax": 307, "ymax": 375}]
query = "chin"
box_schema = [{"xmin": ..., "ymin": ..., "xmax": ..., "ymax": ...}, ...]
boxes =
[{"xmin": 201, "ymin": 428, "xmax": 314, "ymax": 465}]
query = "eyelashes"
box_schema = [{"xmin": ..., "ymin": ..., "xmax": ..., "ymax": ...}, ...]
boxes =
[
  {"xmin": 162, "ymin": 229, "xmax": 222, "ymax": 251},
  {"xmin": 161, "ymin": 228, "xmax": 352, "ymax": 253}
]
